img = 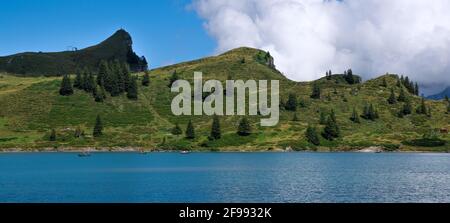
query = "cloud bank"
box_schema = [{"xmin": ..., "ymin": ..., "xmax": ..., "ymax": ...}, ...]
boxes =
[{"xmin": 193, "ymin": 0, "xmax": 450, "ymax": 94}]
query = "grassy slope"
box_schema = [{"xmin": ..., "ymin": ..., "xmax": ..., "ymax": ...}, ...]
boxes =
[{"xmin": 0, "ymin": 47, "xmax": 449, "ymax": 151}]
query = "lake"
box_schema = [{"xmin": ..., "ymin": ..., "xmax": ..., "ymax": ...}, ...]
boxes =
[{"xmin": 1, "ymin": 152, "xmax": 450, "ymax": 203}]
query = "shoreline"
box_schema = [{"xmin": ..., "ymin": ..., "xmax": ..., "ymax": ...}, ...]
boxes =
[{"xmin": 0, "ymin": 146, "xmax": 448, "ymax": 154}]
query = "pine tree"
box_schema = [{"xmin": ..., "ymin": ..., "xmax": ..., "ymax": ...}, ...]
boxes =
[
  {"xmin": 237, "ymin": 118, "xmax": 251, "ymax": 136},
  {"xmin": 84, "ymin": 71, "xmax": 95, "ymax": 93},
  {"xmin": 168, "ymin": 70, "xmax": 179, "ymax": 87},
  {"xmin": 414, "ymin": 82, "xmax": 419, "ymax": 96},
  {"xmin": 362, "ymin": 104, "xmax": 378, "ymax": 121},
  {"xmin": 285, "ymin": 93, "xmax": 297, "ymax": 111},
  {"xmin": 120, "ymin": 62, "xmax": 131, "ymax": 92},
  {"xmin": 445, "ymin": 95, "xmax": 449, "ymax": 103},
  {"xmin": 210, "ymin": 115, "xmax": 221, "ymax": 140},
  {"xmin": 171, "ymin": 123, "xmax": 182, "ymax": 136},
  {"xmin": 319, "ymin": 111, "xmax": 327, "ymax": 125},
  {"xmin": 350, "ymin": 108, "xmax": 360, "ymax": 123},
  {"xmin": 398, "ymin": 87, "xmax": 407, "ymax": 102},
  {"xmin": 387, "ymin": 88, "xmax": 397, "ymax": 104},
  {"xmin": 93, "ymin": 115, "xmax": 103, "ymax": 137},
  {"xmin": 108, "ymin": 62, "xmax": 121, "ymax": 97},
  {"xmin": 322, "ymin": 115, "xmax": 340, "ymax": 140},
  {"xmin": 94, "ymin": 85, "xmax": 106, "ymax": 102},
  {"xmin": 97, "ymin": 60, "xmax": 110, "ymax": 87},
  {"xmin": 49, "ymin": 129, "xmax": 56, "ymax": 141},
  {"xmin": 73, "ymin": 69, "xmax": 83, "ymax": 89},
  {"xmin": 310, "ymin": 83, "xmax": 321, "ymax": 99},
  {"xmin": 142, "ymin": 72, "xmax": 150, "ymax": 86},
  {"xmin": 401, "ymin": 100, "xmax": 412, "ymax": 116},
  {"xmin": 381, "ymin": 78, "xmax": 388, "ymax": 87},
  {"xmin": 126, "ymin": 76, "xmax": 138, "ymax": 100},
  {"xmin": 345, "ymin": 69, "xmax": 355, "ymax": 84},
  {"xmin": 305, "ymin": 126, "xmax": 320, "ymax": 146},
  {"xmin": 185, "ymin": 120, "xmax": 195, "ymax": 139},
  {"xmin": 416, "ymin": 98, "xmax": 427, "ymax": 115},
  {"xmin": 396, "ymin": 76, "xmax": 402, "ymax": 87},
  {"xmin": 59, "ymin": 75, "xmax": 74, "ymax": 96},
  {"xmin": 74, "ymin": 126, "xmax": 83, "ymax": 138}
]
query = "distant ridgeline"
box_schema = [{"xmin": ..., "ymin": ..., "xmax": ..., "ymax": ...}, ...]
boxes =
[{"xmin": 0, "ymin": 29, "xmax": 148, "ymax": 76}]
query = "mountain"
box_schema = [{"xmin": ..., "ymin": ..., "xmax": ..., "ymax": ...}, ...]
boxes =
[
  {"xmin": 427, "ymin": 87, "xmax": 450, "ymax": 100},
  {"xmin": 0, "ymin": 47, "xmax": 448, "ymax": 152},
  {"xmin": 0, "ymin": 29, "xmax": 147, "ymax": 76}
]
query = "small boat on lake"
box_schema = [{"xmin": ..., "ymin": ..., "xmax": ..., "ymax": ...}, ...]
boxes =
[
  {"xmin": 78, "ymin": 151, "xmax": 91, "ymax": 157},
  {"xmin": 180, "ymin": 150, "xmax": 190, "ymax": 154}
]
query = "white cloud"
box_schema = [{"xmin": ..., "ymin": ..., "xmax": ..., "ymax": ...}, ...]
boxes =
[{"xmin": 193, "ymin": 0, "xmax": 450, "ymax": 94}]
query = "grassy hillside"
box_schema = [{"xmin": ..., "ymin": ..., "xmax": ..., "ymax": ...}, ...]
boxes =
[
  {"xmin": 0, "ymin": 47, "xmax": 449, "ymax": 151},
  {"xmin": 0, "ymin": 29, "xmax": 147, "ymax": 76}
]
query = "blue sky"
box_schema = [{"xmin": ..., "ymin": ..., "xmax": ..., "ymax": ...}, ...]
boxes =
[{"xmin": 0, "ymin": 0, "xmax": 214, "ymax": 68}]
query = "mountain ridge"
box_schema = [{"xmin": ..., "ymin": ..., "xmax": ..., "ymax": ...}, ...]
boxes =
[{"xmin": 0, "ymin": 29, "xmax": 148, "ymax": 76}]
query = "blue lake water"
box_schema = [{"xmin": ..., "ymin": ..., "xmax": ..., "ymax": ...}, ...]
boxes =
[{"xmin": 1, "ymin": 152, "xmax": 450, "ymax": 203}]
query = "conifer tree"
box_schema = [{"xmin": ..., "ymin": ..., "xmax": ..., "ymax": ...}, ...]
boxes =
[
  {"xmin": 126, "ymin": 76, "xmax": 138, "ymax": 100},
  {"xmin": 49, "ymin": 129, "xmax": 56, "ymax": 141},
  {"xmin": 322, "ymin": 115, "xmax": 340, "ymax": 140},
  {"xmin": 59, "ymin": 75, "xmax": 74, "ymax": 96},
  {"xmin": 210, "ymin": 115, "xmax": 221, "ymax": 140},
  {"xmin": 84, "ymin": 71, "xmax": 96, "ymax": 93},
  {"xmin": 237, "ymin": 118, "xmax": 251, "ymax": 136},
  {"xmin": 414, "ymin": 82, "xmax": 419, "ymax": 96},
  {"xmin": 305, "ymin": 126, "xmax": 320, "ymax": 146},
  {"xmin": 94, "ymin": 85, "xmax": 106, "ymax": 102},
  {"xmin": 285, "ymin": 93, "xmax": 297, "ymax": 111},
  {"xmin": 73, "ymin": 69, "xmax": 83, "ymax": 89},
  {"xmin": 310, "ymin": 83, "xmax": 321, "ymax": 99},
  {"xmin": 319, "ymin": 111, "xmax": 327, "ymax": 125},
  {"xmin": 108, "ymin": 63, "xmax": 121, "ymax": 97},
  {"xmin": 345, "ymin": 69, "xmax": 355, "ymax": 84},
  {"xmin": 97, "ymin": 60, "xmax": 109, "ymax": 87},
  {"xmin": 93, "ymin": 115, "xmax": 103, "ymax": 137},
  {"xmin": 350, "ymin": 108, "xmax": 360, "ymax": 123},
  {"xmin": 171, "ymin": 123, "xmax": 182, "ymax": 136},
  {"xmin": 142, "ymin": 72, "xmax": 150, "ymax": 86},
  {"xmin": 185, "ymin": 120, "xmax": 195, "ymax": 139},
  {"xmin": 388, "ymin": 88, "xmax": 397, "ymax": 104},
  {"xmin": 401, "ymin": 100, "xmax": 412, "ymax": 116},
  {"xmin": 398, "ymin": 87, "xmax": 407, "ymax": 102},
  {"xmin": 74, "ymin": 126, "xmax": 83, "ymax": 138},
  {"xmin": 396, "ymin": 76, "xmax": 402, "ymax": 87},
  {"xmin": 416, "ymin": 98, "xmax": 427, "ymax": 115},
  {"xmin": 121, "ymin": 62, "xmax": 131, "ymax": 92}
]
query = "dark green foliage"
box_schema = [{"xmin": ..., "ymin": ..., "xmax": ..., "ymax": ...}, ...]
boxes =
[
  {"xmin": 414, "ymin": 82, "xmax": 419, "ymax": 96},
  {"xmin": 126, "ymin": 75, "xmax": 138, "ymax": 100},
  {"xmin": 285, "ymin": 93, "xmax": 297, "ymax": 111},
  {"xmin": 237, "ymin": 117, "xmax": 251, "ymax": 136},
  {"xmin": 310, "ymin": 83, "xmax": 321, "ymax": 99},
  {"xmin": 185, "ymin": 120, "xmax": 195, "ymax": 139},
  {"xmin": 350, "ymin": 107, "xmax": 360, "ymax": 123},
  {"xmin": 0, "ymin": 29, "xmax": 147, "ymax": 75},
  {"xmin": 398, "ymin": 87, "xmax": 407, "ymax": 102},
  {"xmin": 210, "ymin": 115, "xmax": 221, "ymax": 140},
  {"xmin": 400, "ymin": 100, "xmax": 413, "ymax": 116},
  {"xmin": 142, "ymin": 72, "xmax": 150, "ymax": 86},
  {"xmin": 97, "ymin": 60, "xmax": 109, "ymax": 86},
  {"xmin": 416, "ymin": 98, "xmax": 428, "ymax": 115},
  {"xmin": 84, "ymin": 71, "xmax": 96, "ymax": 93},
  {"xmin": 326, "ymin": 70, "xmax": 332, "ymax": 80},
  {"xmin": 319, "ymin": 111, "xmax": 327, "ymax": 125},
  {"xmin": 49, "ymin": 129, "xmax": 56, "ymax": 141},
  {"xmin": 171, "ymin": 123, "xmax": 182, "ymax": 136},
  {"xmin": 93, "ymin": 85, "xmax": 106, "ymax": 102},
  {"xmin": 93, "ymin": 115, "xmax": 103, "ymax": 137},
  {"xmin": 403, "ymin": 131, "xmax": 446, "ymax": 147},
  {"xmin": 322, "ymin": 114, "xmax": 340, "ymax": 141},
  {"xmin": 387, "ymin": 88, "xmax": 397, "ymax": 104},
  {"xmin": 345, "ymin": 69, "xmax": 355, "ymax": 84},
  {"xmin": 305, "ymin": 126, "xmax": 320, "ymax": 146},
  {"xmin": 73, "ymin": 69, "xmax": 83, "ymax": 89},
  {"xmin": 362, "ymin": 104, "xmax": 379, "ymax": 121},
  {"xmin": 168, "ymin": 70, "xmax": 179, "ymax": 87},
  {"xmin": 59, "ymin": 75, "xmax": 73, "ymax": 96}
]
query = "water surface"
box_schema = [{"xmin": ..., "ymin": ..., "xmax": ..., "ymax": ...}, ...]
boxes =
[{"xmin": 1, "ymin": 152, "xmax": 450, "ymax": 203}]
